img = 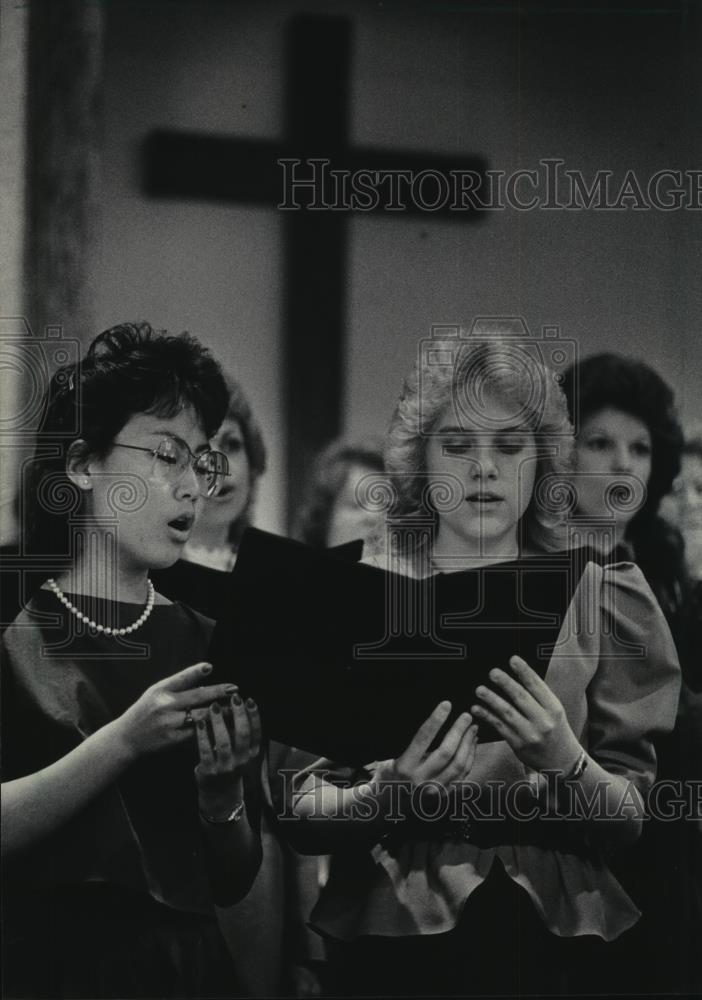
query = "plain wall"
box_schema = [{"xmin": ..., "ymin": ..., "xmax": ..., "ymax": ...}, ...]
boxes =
[{"xmin": 94, "ymin": 0, "xmax": 702, "ymax": 532}]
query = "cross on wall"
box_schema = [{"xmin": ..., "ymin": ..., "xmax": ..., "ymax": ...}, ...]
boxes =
[{"xmin": 142, "ymin": 13, "xmax": 487, "ymax": 526}]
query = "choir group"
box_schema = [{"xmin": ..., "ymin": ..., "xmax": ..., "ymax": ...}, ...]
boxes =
[{"xmin": 1, "ymin": 321, "xmax": 700, "ymax": 998}]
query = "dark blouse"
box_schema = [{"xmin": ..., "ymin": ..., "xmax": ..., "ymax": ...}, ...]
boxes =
[{"xmin": 1, "ymin": 592, "xmax": 216, "ymax": 915}]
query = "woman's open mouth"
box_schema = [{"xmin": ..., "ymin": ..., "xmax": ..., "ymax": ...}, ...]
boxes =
[{"xmin": 167, "ymin": 513, "xmax": 195, "ymax": 540}]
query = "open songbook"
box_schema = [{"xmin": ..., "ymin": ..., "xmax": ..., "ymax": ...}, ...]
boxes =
[{"xmin": 209, "ymin": 529, "xmax": 587, "ymax": 766}]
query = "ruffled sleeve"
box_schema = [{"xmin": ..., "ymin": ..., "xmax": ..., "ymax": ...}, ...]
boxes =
[
  {"xmin": 287, "ymin": 558, "xmax": 683, "ymax": 943},
  {"xmin": 586, "ymin": 561, "xmax": 681, "ymax": 795}
]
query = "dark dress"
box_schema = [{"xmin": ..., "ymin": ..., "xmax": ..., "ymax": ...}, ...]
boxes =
[{"xmin": 1, "ymin": 591, "xmax": 241, "ymax": 1000}]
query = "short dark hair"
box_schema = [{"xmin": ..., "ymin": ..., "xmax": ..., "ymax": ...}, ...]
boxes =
[{"xmin": 24, "ymin": 321, "xmax": 229, "ymax": 560}]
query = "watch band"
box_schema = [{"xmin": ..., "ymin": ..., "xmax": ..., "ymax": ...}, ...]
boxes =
[
  {"xmin": 564, "ymin": 749, "xmax": 588, "ymax": 781},
  {"xmin": 199, "ymin": 800, "xmax": 245, "ymax": 825}
]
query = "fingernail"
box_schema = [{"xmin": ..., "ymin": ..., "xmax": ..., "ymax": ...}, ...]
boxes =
[
  {"xmin": 489, "ymin": 669, "xmax": 500, "ymax": 680},
  {"xmin": 246, "ymin": 697, "xmax": 257, "ymax": 710},
  {"xmin": 211, "ymin": 702, "xmax": 221, "ymax": 714},
  {"xmin": 476, "ymin": 686, "xmax": 487, "ymax": 697},
  {"xmin": 232, "ymin": 692, "xmax": 243, "ymax": 706},
  {"xmin": 197, "ymin": 719, "xmax": 206, "ymax": 730},
  {"xmin": 201, "ymin": 663, "xmax": 212, "ymax": 673},
  {"xmin": 225, "ymin": 684, "xmax": 238, "ymax": 693}
]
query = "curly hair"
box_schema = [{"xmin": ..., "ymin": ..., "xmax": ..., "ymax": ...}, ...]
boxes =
[
  {"xmin": 562, "ymin": 352, "xmax": 683, "ymax": 516},
  {"xmin": 561, "ymin": 352, "xmax": 685, "ymax": 623},
  {"xmin": 384, "ymin": 335, "xmax": 574, "ymax": 561},
  {"xmin": 25, "ymin": 321, "xmax": 229, "ymax": 561},
  {"xmin": 294, "ymin": 438, "xmax": 384, "ymax": 547}
]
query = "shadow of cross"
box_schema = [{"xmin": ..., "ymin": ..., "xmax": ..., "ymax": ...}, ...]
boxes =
[{"xmin": 142, "ymin": 12, "xmax": 487, "ymax": 528}]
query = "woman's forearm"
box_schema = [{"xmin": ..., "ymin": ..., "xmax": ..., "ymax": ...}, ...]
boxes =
[
  {"xmin": 285, "ymin": 774, "xmax": 395, "ymax": 853},
  {"xmin": 536, "ymin": 754, "xmax": 644, "ymax": 848},
  {"xmin": 198, "ymin": 776, "xmax": 263, "ymax": 905},
  {"xmin": 201, "ymin": 803, "xmax": 263, "ymax": 905},
  {"xmin": 288, "ymin": 761, "xmax": 644, "ymax": 854},
  {"xmin": 1, "ymin": 718, "xmax": 135, "ymax": 855}
]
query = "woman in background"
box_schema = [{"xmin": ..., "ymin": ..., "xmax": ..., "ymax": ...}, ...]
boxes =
[
  {"xmin": 295, "ymin": 437, "xmax": 384, "ymax": 550},
  {"xmin": 1, "ymin": 322, "xmax": 262, "ymax": 999},
  {"xmin": 664, "ymin": 429, "xmax": 702, "ymax": 583},
  {"xmin": 178, "ymin": 373, "xmax": 266, "ymax": 571},
  {"xmin": 562, "ymin": 352, "xmax": 700, "ymax": 994},
  {"xmin": 561, "ymin": 353, "xmax": 688, "ymax": 647}
]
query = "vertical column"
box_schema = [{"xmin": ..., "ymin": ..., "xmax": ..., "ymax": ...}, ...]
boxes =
[
  {"xmin": 0, "ymin": 0, "xmax": 29, "ymax": 544},
  {"xmin": 24, "ymin": 0, "xmax": 105, "ymax": 345}
]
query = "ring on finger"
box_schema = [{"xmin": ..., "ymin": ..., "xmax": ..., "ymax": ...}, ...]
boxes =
[{"xmin": 183, "ymin": 710, "xmax": 195, "ymax": 727}]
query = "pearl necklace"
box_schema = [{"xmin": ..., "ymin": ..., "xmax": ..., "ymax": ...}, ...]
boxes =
[{"xmin": 47, "ymin": 578, "xmax": 156, "ymax": 636}]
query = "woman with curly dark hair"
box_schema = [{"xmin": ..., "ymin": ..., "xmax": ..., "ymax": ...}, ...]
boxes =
[
  {"xmin": 562, "ymin": 352, "xmax": 700, "ymax": 995},
  {"xmin": 562, "ymin": 352, "xmax": 687, "ymax": 633},
  {"xmin": 1, "ymin": 322, "xmax": 262, "ymax": 999}
]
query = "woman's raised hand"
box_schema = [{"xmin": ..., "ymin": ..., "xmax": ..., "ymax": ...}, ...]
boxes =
[
  {"xmin": 471, "ymin": 655, "xmax": 582, "ymax": 773},
  {"xmin": 371, "ymin": 701, "xmax": 478, "ymax": 797},
  {"xmin": 114, "ymin": 662, "xmax": 239, "ymax": 759},
  {"xmin": 194, "ymin": 693, "xmax": 262, "ymax": 821}
]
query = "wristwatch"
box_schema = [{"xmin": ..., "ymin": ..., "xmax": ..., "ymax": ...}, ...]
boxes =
[
  {"xmin": 199, "ymin": 800, "xmax": 245, "ymax": 824},
  {"xmin": 564, "ymin": 749, "xmax": 588, "ymax": 782}
]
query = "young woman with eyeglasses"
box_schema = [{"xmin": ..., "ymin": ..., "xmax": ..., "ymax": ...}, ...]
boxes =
[{"xmin": 1, "ymin": 322, "xmax": 262, "ymax": 999}]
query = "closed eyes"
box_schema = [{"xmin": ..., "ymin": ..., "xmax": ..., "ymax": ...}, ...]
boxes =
[{"xmin": 442, "ymin": 434, "xmax": 527, "ymax": 456}]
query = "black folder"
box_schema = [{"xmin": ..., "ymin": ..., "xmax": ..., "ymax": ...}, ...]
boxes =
[
  {"xmin": 152, "ymin": 538, "xmax": 364, "ymax": 621},
  {"xmin": 209, "ymin": 529, "xmax": 586, "ymax": 766},
  {"xmin": 152, "ymin": 559, "xmax": 231, "ymax": 621}
]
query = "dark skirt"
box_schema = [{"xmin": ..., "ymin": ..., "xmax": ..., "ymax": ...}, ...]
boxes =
[
  {"xmin": 324, "ymin": 860, "xmax": 625, "ymax": 998},
  {"xmin": 2, "ymin": 883, "xmax": 241, "ymax": 1000}
]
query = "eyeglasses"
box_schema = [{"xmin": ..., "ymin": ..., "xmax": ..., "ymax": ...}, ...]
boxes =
[{"xmin": 112, "ymin": 439, "xmax": 229, "ymax": 498}]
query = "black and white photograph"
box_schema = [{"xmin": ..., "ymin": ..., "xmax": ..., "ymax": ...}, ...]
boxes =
[{"xmin": 1, "ymin": 1, "xmax": 701, "ymax": 997}]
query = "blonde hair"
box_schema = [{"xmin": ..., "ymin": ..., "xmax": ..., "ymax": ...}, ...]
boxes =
[{"xmin": 383, "ymin": 334, "xmax": 574, "ymax": 562}]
